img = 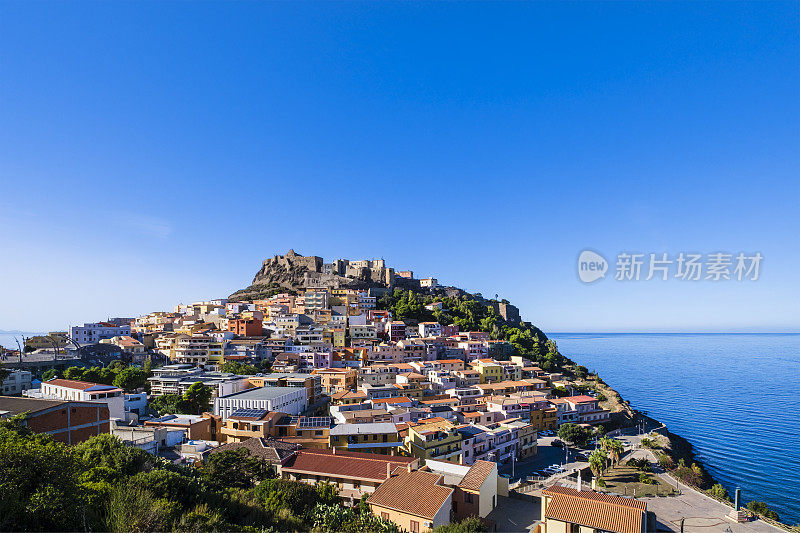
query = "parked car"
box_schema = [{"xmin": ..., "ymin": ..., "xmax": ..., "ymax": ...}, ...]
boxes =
[{"xmin": 551, "ymin": 439, "xmax": 564, "ymax": 447}]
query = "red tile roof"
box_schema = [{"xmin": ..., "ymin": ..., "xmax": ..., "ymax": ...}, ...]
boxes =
[
  {"xmin": 372, "ymin": 396, "xmax": 413, "ymax": 405},
  {"xmin": 45, "ymin": 379, "xmax": 120, "ymax": 391},
  {"xmin": 542, "ymin": 486, "xmax": 646, "ymax": 533},
  {"xmin": 458, "ymin": 460, "xmax": 495, "ymax": 492},
  {"xmin": 281, "ymin": 448, "xmax": 413, "ymax": 482},
  {"xmin": 368, "ymin": 470, "xmax": 453, "ymax": 520}
]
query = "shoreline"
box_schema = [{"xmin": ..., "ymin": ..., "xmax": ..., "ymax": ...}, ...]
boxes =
[{"xmin": 594, "ymin": 377, "xmax": 793, "ymax": 531}]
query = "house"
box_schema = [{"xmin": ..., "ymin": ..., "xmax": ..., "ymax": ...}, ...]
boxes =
[
  {"xmin": 274, "ymin": 415, "xmax": 334, "ymax": 448},
  {"xmin": 312, "ymin": 368, "xmax": 357, "ymax": 395},
  {"xmin": 218, "ymin": 409, "xmax": 285, "ymax": 443},
  {"xmin": 0, "ymin": 396, "xmax": 110, "ymax": 444},
  {"xmin": 499, "ymin": 419, "xmax": 537, "ymax": 459},
  {"xmin": 111, "ymin": 421, "xmax": 186, "ymax": 454},
  {"xmin": 530, "ymin": 406, "xmax": 558, "ymax": 431},
  {"xmin": 424, "ymin": 459, "xmax": 500, "ymax": 521},
  {"xmin": 282, "ymin": 448, "xmax": 416, "ymax": 503},
  {"xmin": 368, "ymin": 469, "xmax": 453, "ymax": 533},
  {"xmin": 386, "ymin": 321, "xmax": 407, "ymax": 342},
  {"xmin": 39, "ymin": 378, "xmax": 125, "ymax": 419},
  {"xmin": 418, "ymin": 322, "xmax": 442, "ymax": 338},
  {"xmin": 145, "ymin": 412, "xmax": 221, "ymax": 441},
  {"xmin": 214, "ymin": 386, "xmax": 307, "ymax": 418},
  {"xmin": 331, "ymin": 390, "xmax": 369, "ymax": 405},
  {"xmin": 206, "ymin": 436, "xmax": 298, "ymax": 469},
  {"xmin": 560, "ymin": 395, "xmax": 611, "ymax": 425},
  {"xmin": 540, "ymin": 485, "xmax": 648, "ymax": 533},
  {"xmin": 329, "ymin": 422, "xmax": 402, "ymax": 454}
]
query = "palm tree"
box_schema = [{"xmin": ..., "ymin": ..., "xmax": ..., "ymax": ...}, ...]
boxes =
[
  {"xmin": 589, "ymin": 449, "xmax": 608, "ymax": 478},
  {"xmin": 607, "ymin": 439, "xmax": 624, "ymax": 466}
]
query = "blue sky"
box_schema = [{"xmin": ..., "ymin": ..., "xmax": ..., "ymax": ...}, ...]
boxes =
[{"xmin": 1, "ymin": 1, "xmax": 798, "ymax": 333}]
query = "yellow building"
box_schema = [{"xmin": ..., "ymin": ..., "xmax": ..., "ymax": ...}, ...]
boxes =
[
  {"xmin": 329, "ymin": 422, "xmax": 402, "ymax": 455},
  {"xmin": 472, "ymin": 360, "xmax": 503, "ymax": 383},
  {"xmin": 530, "ymin": 407, "xmax": 558, "ymax": 431},
  {"xmin": 406, "ymin": 419, "xmax": 462, "ymax": 463}
]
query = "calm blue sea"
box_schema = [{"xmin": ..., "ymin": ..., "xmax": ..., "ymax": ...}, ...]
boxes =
[
  {"xmin": 0, "ymin": 332, "xmax": 44, "ymax": 351},
  {"xmin": 550, "ymin": 333, "xmax": 800, "ymax": 525}
]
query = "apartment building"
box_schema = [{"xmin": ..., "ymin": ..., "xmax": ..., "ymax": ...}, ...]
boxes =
[
  {"xmin": 329, "ymin": 422, "xmax": 402, "ymax": 454},
  {"xmin": 247, "ymin": 373, "xmax": 322, "ymax": 405},
  {"xmin": 418, "ymin": 322, "xmax": 442, "ymax": 338},
  {"xmin": 70, "ymin": 321, "xmax": 131, "ymax": 344},
  {"xmin": 214, "ymin": 386, "xmax": 307, "ymax": 418},
  {"xmin": 406, "ymin": 419, "xmax": 462, "ymax": 462},
  {"xmin": 228, "ymin": 318, "xmax": 263, "ymax": 337},
  {"xmin": 313, "ymin": 368, "xmax": 357, "ymax": 395}
]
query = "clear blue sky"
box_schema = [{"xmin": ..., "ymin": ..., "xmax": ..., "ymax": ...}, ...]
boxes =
[{"xmin": 1, "ymin": 1, "xmax": 798, "ymax": 333}]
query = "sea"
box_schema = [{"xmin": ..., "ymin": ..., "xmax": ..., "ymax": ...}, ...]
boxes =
[{"xmin": 550, "ymin": 332, "xmax": 800, "ymax": 525}]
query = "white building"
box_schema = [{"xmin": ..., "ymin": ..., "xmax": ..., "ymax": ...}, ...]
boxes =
[
  {"xmin": 39, "ymin": 378, "xmax": 125, "ymax": 419},
  {"xmin": 70, "ymin": 322, "xmax": 131, "ymax": 344},
  {"xmin": 418, "ymin": 322, "xmax": 442, "ymax": 338},
  {"xmin": 1, "ymin": 370, "xmax": 33, "ymax": 395},
  {"xmin": 214, "ymin": 386, "xmax": 307, "ymax": 419}
]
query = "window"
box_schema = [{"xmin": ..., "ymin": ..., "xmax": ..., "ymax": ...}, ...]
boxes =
[
  {"xmin": 410, "ymin": 520, "xmax": 419, "ymax": 533},
  {"xmin": 381, "ymin": 512, "xmax": 389, "ymax": 520},
  {"xmin": 465, "ymin": 492, "xmax": 474, "ymax": 503}
]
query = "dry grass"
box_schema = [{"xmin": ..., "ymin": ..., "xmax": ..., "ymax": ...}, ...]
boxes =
[{"xmin": 598, "ymin": 464, "xmax": 677, "ymax": 497}]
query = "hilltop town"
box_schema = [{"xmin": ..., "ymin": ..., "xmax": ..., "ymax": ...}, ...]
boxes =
[{"xmin": 0, "ymin": 252, "xmax": 783, "ymax": 533}]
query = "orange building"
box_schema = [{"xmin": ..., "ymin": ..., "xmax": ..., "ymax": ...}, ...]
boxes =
[{"xmin": 228, "ymin": 318, "xmax": 263, "ymax": 336}]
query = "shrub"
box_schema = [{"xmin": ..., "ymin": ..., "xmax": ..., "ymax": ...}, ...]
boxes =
[
  {"xmin": 708, "ymin": 483, "xmax": 730, "ymax": 502},
  {"xmin": 747, "ymin": 501, "xmax": 779, "ymax": 521},
  {"xmin": 638, "ymin": 472, "xmax": 656, "ymax": 485}
]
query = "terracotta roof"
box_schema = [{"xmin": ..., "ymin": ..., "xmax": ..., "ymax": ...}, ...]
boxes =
[
  {"xmin": 542, "ymin": 486, "xmax": 646, "ymax": 533},
  {"xmin": 45, "ymin": 379, "xmax": 121, "ymax": 392},
  {"xmin": 209, "ymin": 437, "xmax": 297, "ymax": 464},
  {"xmin": 458, "ymin": 460, "xmax": 496, "ymax": 492},
  {"xmin": 282, "ymin": 448, "xmax": 413, "ymax": 482},
  {"xmin": 563, "ymin": 395, "xmax": 598, "ymax": 403},
  {"xmin": 368, "ymin": 470, "xmax": 453, "ymax": 520},
  {"xmin": 371, "ymin": 396, "xmax": 413, "ymax": 405}
]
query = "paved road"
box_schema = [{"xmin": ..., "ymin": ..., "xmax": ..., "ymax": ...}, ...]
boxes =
[
  {"xmin": 486, "ymin": 495, "xmax": 541, "ymax": 533},
  {"xmin": 620, "ymin": 443, "xmax": 783, "ymax": 533}
]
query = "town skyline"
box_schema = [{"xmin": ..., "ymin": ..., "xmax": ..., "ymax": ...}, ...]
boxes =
[{"xmin": 2, "ymin": 2, "xmax": 798, "ymax": 333}]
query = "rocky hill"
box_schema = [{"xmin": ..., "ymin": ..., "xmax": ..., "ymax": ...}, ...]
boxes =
[
  {"xmin": 229, "ymin": 250, "xmax": 522, "ymax": 325},
  {"xmin": 229, "ymin": 250, "xmax": 391, "ymax": 301}
]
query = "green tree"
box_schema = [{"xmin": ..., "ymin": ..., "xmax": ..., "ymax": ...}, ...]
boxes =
[
  {"xmin": 600, "ymin": 437, "xmax": 624, "ymax": 466},
  {"xmin": 150, "ymin": 394, "xmax": 183, "ymax": 415},
  {"xmin": 63, "ymin": 366, "xmax": 85, "ymax": 380},
  {"xmin": 42, "ymin": 368, "xmax": 59, "ymax": 381},
  {"xmin": 557, "ymin": 423, "xmax": 591, "ymax": 447},
  {"xmin": 201, "ymin": 448, "xmax": 275, "ymax": 489},
  {"xmin": 589, "ymin": 449, "xmax": 608, "ymax": 478},
  {"xmin": 0, "ymin": 423, "xmax": 87, "ymax": 531},
  {"xmin": 105, "ymin": 483, "xmax": 179, "ymax": 533},
  {"xmin": 113, "ymin": 367, "xmax": 148, "ymax": 390},
  {"xmin": 219, "ymin": 361, "xmax": 259, "ymax": 375},
  {"xmin": 182, "ymin": 382, "xmax": 213, "ymax": 414},
  {"xmin": 708, "ymin": 483, "xmax": 730, "ymax": 502}
]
